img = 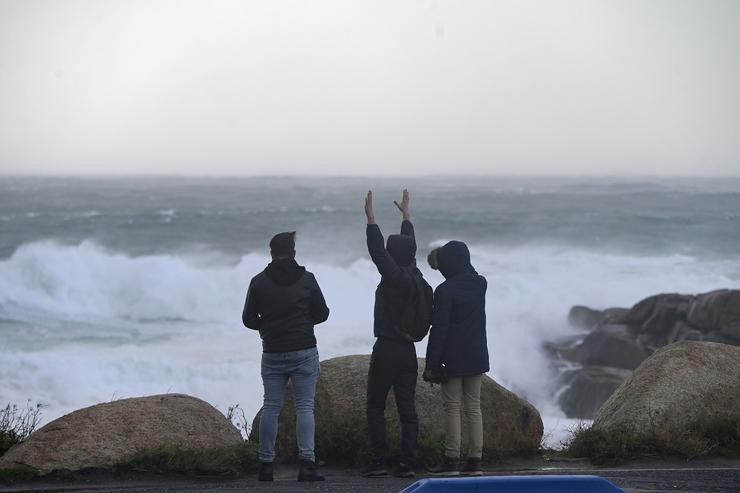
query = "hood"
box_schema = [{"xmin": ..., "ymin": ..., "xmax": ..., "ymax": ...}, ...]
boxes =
[
  {"xmin": 386, "ymin": 234, "xmax": 416, "ymax": 267},
  {"xmin": 437, "ymin": 240, "xmax": 471, "ymax": 279},
  {"xmin": 265, "ymin": 258, "xmax": 306, "ymax": 286}
]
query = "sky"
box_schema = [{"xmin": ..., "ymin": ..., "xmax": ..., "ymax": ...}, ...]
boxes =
[{"xmin": 0, "ymin": 0, "xmax": 739, "ymax": 176}]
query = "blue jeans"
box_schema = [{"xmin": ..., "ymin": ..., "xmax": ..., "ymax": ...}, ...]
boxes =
[{"xmin": 259, "ymin": 347, "xmax": 320, "ymax": 462}]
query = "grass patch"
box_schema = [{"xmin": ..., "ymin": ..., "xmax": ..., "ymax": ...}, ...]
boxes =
[
  {"xmin": 0, "ymin": 401, "xmax": 43, "ymax": 457},
  {"xmin": 312, "ymin": 415, "xmax": 446, "ymax": 466},
  {"xmin": 121, "ymin": 441, "xmax": 259, "ymax": 476},
  {"xmin": 0, "ymin": 465, "xmax": 37, "ymax": 482},
  {"xmin": 562, "ymin": 419, "xmax": 740, "ymax": 464}
]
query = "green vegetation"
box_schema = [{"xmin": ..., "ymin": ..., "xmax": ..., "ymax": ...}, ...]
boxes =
[
  {"xmin": 0, "ymin": 465, "xmax": 37, "ymax": 482},
  {"xmin": 121, "ymin": 441, "xmax": 259, "ymax": 476},
  {"xmin": 562, "ymin": 419, "xmax": 740, "ymax": 464},
  {"xmin": 0, "ymin": 401, "xmax": 43, "ymax": 457}
]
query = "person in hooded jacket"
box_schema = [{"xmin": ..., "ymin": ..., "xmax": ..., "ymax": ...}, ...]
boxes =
[
  {"xmin": 242, "ymin": 231, "xmax": 329, "ymax": 482},
  {"xmin": 424, "ymin": 241, "xmax": 489, "ymax": 476},
  {"xmin": 360, "ymin": 189, "xmax": 419, "ymax": 479}
]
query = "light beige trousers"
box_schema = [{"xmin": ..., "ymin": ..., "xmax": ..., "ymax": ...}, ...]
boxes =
[{"xmin": 440, "ymin": 374, "xmax": 483, "ymax": 459}]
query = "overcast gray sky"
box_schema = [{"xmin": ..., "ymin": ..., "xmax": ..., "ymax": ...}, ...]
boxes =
[{"xmin": 1, "ymin": 0, "xmax": 738, "ymax": 176}]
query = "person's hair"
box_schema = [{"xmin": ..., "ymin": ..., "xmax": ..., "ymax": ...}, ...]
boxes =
[
  {"xmin": 270, "ymin": 231, "xmax": 296, "ymax": 258},
  {"xmin": 427, "ymin": 248, "xmax": 439, "ymax": 270}
]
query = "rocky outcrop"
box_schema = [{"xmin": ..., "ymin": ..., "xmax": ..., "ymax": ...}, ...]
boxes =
[
  {"xmin": 557, "ymin": 366, "xmax": 632, "ymax": 419},
  {"xmin": 593, "ymin": 342, "xmax": 740, "ymax": 438},
  {"xmin": 0, "ymin": 394, "xmax": 242, "ymax": 475},
  {"xmin": 551, "ymin": 290, "xmax": 740, "ymax": 419},
  {"xmin": 250, "ymin": 355, "xmax": 543, "ymax": 461}
]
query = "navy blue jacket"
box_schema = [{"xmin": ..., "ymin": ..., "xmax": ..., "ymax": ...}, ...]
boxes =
[
  {"xmin": 366, "ymin": 220, "xmax": 417, "ymax": 342},
  {"xmin": 425, "ymin": 241, "xmax": 490, "ymax": 377}
]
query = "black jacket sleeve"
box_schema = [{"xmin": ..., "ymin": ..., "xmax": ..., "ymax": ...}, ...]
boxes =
[
  {"xmin": 426, "ymin": 285, "xmax": 452, "ymax": 369},
  {"xmin": 308, "ymin": 273, "xmax": 330, "ymax": 325},
  {"xmin": 242, "ymin": 278, "xmax": 261, "ymax": 330},
  {"xmin": 367, "ymin": 224, "xmax": 402, "ymax": 281},
  {"xmin": 400, "ymin": 219, "xmax": 415, "ymax": 239}
]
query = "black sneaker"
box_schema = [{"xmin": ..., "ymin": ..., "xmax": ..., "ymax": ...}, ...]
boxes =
[
  {"xmin": 258, "ymin": 462, "xmax": 273, "ymax": 482},
  {"xmin": 392, "ymin": 462, "xmax": 415, "ymax": 478},
  {"xmin": 359, "ymin": 459, "xmax": 388, "ymax": 477},
  {"xmin": 297, "ymin": 459, "xmax": 325, "ymax": 482},
  {"xmin": 460, "ymin": 457, "xmax": 482, "ymax": 476},
  {"xmin": 428, "ymin": 456, "xmax": 460, "ymax": 476}
]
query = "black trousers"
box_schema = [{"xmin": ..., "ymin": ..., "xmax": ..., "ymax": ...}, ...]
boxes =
[{"xmin": 366, "ymin": 337, "xmax": 419, "ymax": 464}]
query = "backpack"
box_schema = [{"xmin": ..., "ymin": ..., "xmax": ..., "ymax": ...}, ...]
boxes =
[{"xmin": 393, "ymin": 269, "xmax": 433, "ymax": 342}]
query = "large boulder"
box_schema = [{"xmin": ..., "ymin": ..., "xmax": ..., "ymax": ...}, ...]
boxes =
[
  {"xmin": 557, "ymin": 366, "xmax": 632, "ymax": 419},
  {"xmin": 251, "ymin": 355, "xmax": 543, "ymax": 461},
  {"xmin": 0, "ymin": 394, "xmax": 242, "ymax": 475},
  {"xmin": 593, "ymin": 342, "xmax": 740, "ymax": 439}
]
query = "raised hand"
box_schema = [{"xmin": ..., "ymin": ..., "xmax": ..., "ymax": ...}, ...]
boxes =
[
  {"xmin": 393, "ymin": 189, "xmax": 410, "ymax": 221},
  {"xmin": 364, "ymin": 190, "xmax": 375, "ymax": 224}
]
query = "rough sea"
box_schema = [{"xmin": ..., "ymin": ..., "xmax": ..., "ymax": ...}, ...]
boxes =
[{"xmin": 2, "ymin": 176, "xmax": 740, "ymax": 447}]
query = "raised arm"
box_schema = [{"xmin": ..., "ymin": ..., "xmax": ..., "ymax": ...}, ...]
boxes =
[
  {"xmin": 394, "ymin": 189, "xmax": 415, "ymax": 236},
  {"xmin": 365, "ymin": 190, "xmax": 402, "ymax": 279}
]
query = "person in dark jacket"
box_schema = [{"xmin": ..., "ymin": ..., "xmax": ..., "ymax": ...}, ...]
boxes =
[
  {"xmin": 424, "ymin": 240, "xmax": 489, "ymax": 476},
  {"xmin": 242, "ymin": 231, "xmax": 329, "ymax": 482},
  {"xmin": 360, "ymin": 189, "xmax": 419, "ymax": 479}
]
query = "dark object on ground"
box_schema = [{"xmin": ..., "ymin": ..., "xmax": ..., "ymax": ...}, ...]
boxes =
[
  {"xmin": 297, "ymin": 459, "xmax": 324, "ymax": 481},
  {"xmin": 460, "ymin": 457, "xmax": 483, "ymax": 476},
  {"xmin": 0, "ymin": 394, "xmax": 242, "ymax": 476},
  {"xmin": 551, "ymin": 290, "xmax": 740, "ymax": 419},
  {"xmin": 359, "ymin": 459, "xmax": 387, "ymax": 477},
  {"xmin": 258, "ymin": 462, "xmax": 273, "ymax": 481},
  {"xmin": 428, "ymin": 456, "xmax": 460, "ymax": 476},
  {"xmin": 250, "ymin": 355, "xmax": 543, "ymax": 465},
  {"xmin": 392, "ymin": 462, "xmax": 415, "ymax": 478}
]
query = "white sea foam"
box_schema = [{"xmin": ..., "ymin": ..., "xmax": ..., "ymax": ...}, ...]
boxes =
[{"xmin": 1, "ymin": 240, "xmax": 739, "ymax": 446}]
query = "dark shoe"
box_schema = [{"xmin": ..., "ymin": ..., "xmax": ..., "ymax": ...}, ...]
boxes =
[
  {"xmin": 258, "ymin": 462, "xmax": 273, "ymax": 482},
  {"xmin": 428, "ymin": 456, "xmax": 460, "ymax": 476},
  {"xmin": 460, "ymin": 457, "xmax": 482, "ymax": 476},
  {"xmin": 297, "ymin": 459, "xmax": 325, "ymax": 482},
  {"xmin": 392, "ymin": 462, "xmax": 415, "ymax": 478},
  {"xmin": 359, "ymin": 459, "xmax": 388, "ymax": 477}
]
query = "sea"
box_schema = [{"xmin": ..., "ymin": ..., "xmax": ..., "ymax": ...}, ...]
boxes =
[{"xmin": 2, "ymin": 175, "xmax": 740, "ymax": 447}]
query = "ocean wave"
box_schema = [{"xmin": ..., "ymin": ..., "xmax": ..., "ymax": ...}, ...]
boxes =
[{"xmin": 1, "ymin": 239, "xmax": 738, "ymax": 448}]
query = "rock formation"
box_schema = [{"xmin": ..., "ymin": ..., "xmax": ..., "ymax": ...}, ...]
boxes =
[
  {"xmin": 0, "ymin": 394, "xmax": 242, "ymax": 475},
  {"xmin": 549, "ymin": 289, "xmax": 740, "ymax": 418},
  {"xmin": 593, "ymin": 341, "xmax": 740, "ymax": 440},
  {"xmin": 250, "ymin": 355, "xmax": 543, "ymax": 461}
]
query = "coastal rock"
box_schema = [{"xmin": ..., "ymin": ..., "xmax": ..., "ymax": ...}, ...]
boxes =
[
  {"xmin": 568, "ymin": 306, "xmax": 603, "ymax": 330},
  {"xmin": 250, "ymin": 355, "xmax": 543, "ymax": 461},
  {"xmin": 552, "ymin": 290, "xmax": 740, "ymax": 418},
  {"xmin": 0, "ymin": 394, "xmax": 242, "ymax": 475},
  {"xmin": 558, "ymin": 366, "xmax": 632, "ymax": 419},
  {"xmin": 564, "ymin": 324, "xmax": 648, "ymax": 370},
  {"xmin": 687, "ymin": 290, "xmax": 740, "ymax": 341},
  {"xmin": 593, "ymin": 342, "xmax": 740, "ymax": 438}
]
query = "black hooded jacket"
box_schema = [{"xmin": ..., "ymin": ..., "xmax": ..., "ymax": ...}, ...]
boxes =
[
  {"xmin": 425, "ymin": 241, "xmax": 490, "ymax": 377},
  {"xmin": 242, "ymin": 258, "xmax": 329, "ymax": 353},
  {"xmin": 366, "ymin": 220, "xmax": 418, "ymax": 341}
]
